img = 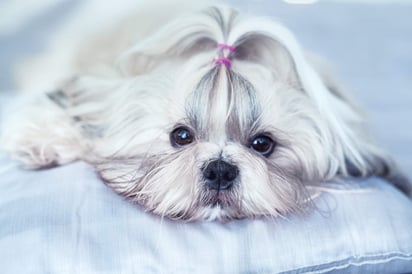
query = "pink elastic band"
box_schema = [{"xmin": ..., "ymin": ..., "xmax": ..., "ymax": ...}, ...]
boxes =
[
  {"xmin": 217, "ymin": 43, "xmax": 236, "ymax": 52},
  {"xmin": 215, "ymin": 57, "xmax": 232, "ymax": 68}
]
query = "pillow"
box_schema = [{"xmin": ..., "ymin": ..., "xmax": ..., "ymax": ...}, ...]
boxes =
[{"xmin": 0, "ymin": 122, "xmax": 411, "ymax": 273}]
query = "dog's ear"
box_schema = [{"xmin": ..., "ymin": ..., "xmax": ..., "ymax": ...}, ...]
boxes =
[
  {"xmin": 116, "ymin": 11, "xmax": 219, "ymax": 76},
  {"xmin": 344, "ymin": 154, "xmax": 411, "ymax": 196},
  {"xmin": 230, "ymin": 18, "xmax": 412, "ymax": 195},
  {"xmin": 232, "ymin": 33, "xmax": 301, "ymax": 89}
]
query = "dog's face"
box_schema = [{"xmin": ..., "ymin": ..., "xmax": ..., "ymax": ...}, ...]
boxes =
[
  {"xmin": 69, "ymin": 6, "xmax": 391, "ymax": 221},
  {"xmin": 93, "ymin": 56, "xmax": 330, "ymax": 221}
]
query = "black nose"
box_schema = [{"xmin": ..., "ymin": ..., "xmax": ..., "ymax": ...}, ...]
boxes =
[{"xmin": 203, "ymin": 160, "xmax": 238, "ymax": 190}]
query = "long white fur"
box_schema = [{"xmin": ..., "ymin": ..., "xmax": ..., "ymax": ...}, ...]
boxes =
[{"xmin": 1, "ymin": 3, "xmax": 408, "ymax": 221}]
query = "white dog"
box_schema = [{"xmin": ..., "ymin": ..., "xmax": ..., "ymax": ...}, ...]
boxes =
[{"xmin": 2, "ymin": 3, "xmax": 410, "ymax": 221}]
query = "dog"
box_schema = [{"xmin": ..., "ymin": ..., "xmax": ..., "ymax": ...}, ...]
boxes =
[{"xmin": 2, "ymin": 3, "xmax": 411, "ymax": 221}]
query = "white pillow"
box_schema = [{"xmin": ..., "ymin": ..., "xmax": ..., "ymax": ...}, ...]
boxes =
[{"xmin": 1, "ymin": 153, "xmax": 411, "ymax": 273}]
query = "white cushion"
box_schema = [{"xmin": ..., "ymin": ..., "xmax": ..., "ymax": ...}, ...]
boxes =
[{"xmin": 0, "ymin": 151, "xmax": 412, "ymax": 273}]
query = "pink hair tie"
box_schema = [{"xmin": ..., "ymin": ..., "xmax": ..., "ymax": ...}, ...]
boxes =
[
  {"xmin": 217, "ymin": 43, "xmax": 236, "ymax": 53},
  {"xmin": 215, "ymin": 57, "xmax": 232, "ymax": 68},
  {"xmin": 215, "ymin": 43, "xmax": 235, "ymax": 68}
]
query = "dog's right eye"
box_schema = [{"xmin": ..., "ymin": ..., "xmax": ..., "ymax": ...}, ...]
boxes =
[{"xmin": 170, "ymin": 126, "xmax": 194, "ymax": 147}]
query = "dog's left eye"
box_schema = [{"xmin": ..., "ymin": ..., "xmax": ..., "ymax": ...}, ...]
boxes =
[
  {"xmin": 170, "ymin": 126, "xmax": 195, "ymax": 147},
  {"xmin": 250, "ymin": 135, "xmax": 276, "ymax": 157}
]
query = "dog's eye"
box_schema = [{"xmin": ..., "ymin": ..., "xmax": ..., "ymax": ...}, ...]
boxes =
[
  {"xmin": 250, "ymin": 135, "xmax": 275, "ymax": 156},
  {"xmin": 170, "ymin": 126, "xmax": 194, "ymax": 147}
]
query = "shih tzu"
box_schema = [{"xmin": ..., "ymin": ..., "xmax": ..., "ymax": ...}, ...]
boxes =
[{"xmin": 2, "ymin": 3, "xmax": 410, "ymax": 221}]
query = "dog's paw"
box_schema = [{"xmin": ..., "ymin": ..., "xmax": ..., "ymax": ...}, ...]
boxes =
[
  {"xmin": 1, "ymin": 96, "xmax": 85, "ymax": 169},
  {"xmin": 5, "ymin": 139, "xmax": 77, "ymax": 169}
]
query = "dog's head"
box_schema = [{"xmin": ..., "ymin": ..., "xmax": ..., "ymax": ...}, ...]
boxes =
[{"xmin": 80, "ymin": 6, "xmax": 387, "ymax": 221}]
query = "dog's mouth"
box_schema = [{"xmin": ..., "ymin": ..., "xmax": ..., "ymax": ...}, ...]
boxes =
[{"xmin": 201, "ymin": 189, "xmax": 236, "ymax": 208}]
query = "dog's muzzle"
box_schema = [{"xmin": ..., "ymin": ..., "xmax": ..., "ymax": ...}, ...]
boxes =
[{"xmin": 203, "ymin": 159, "xmax": 239, "ymax": 190}]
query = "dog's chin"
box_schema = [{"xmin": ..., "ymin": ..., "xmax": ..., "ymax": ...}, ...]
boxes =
[
  {"xmin": 192, "ymin": 189, "xmax": 241, "ymax": 221},
  {"xmin": 146, "ymin": 190, "xmax": 243, "ymax": 222},
  {"xmin": 194, "ymin": 205, "xmax": 239, "ymax": 222},
  {"xmin": 200, "ymin": 188, "xmax": 238, "ymax": 209}
]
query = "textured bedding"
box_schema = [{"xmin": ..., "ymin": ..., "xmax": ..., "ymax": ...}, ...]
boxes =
[{"xmin": 0, "ymin": 153, "xmax": 412, "ymax": 273}]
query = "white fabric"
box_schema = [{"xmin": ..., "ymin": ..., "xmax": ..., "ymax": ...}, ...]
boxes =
[{"xmin": 0, "ymin": 155, "xmax": 411, "ymax": 273}]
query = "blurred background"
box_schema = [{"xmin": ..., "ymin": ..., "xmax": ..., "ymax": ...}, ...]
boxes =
[{"xmin": 0, "ymin": 0, "xmax": 411, "ymax": 176}]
